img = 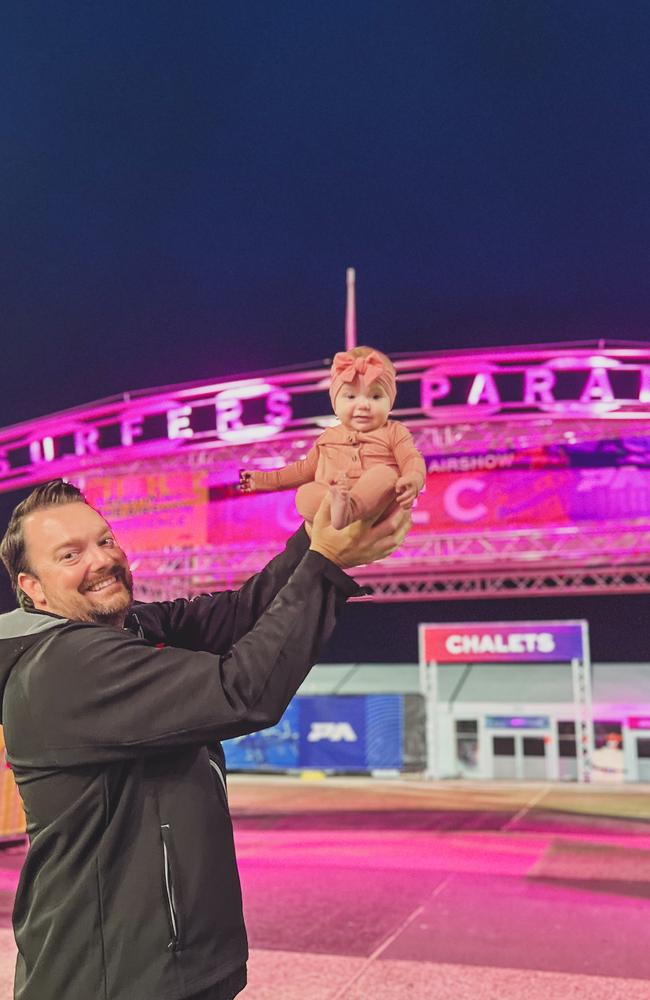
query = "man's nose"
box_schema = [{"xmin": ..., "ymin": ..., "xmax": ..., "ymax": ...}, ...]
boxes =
[{"xmin": 89, "ymin": 545, "xmax": 114, "ymax": 570}]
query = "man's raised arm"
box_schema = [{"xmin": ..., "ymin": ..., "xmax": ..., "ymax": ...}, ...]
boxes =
[{"xmin": 131, "ymin": 500, "xmax": 410, "ymax": 653}]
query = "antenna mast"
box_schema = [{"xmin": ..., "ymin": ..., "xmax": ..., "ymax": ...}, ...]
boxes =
[{"xmin": 345, "ymin": 267, "xmax": 357, "ymax": 350}]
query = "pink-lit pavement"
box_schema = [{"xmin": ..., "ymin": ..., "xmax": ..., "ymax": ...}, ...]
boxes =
[{"xmin": 0, "ymin": 777, "xmax": 650, "ymax": 998}]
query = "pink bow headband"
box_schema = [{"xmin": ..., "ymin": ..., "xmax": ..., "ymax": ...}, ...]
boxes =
[{"xmin": 329, "ymin": 351, "xmax": 396, "ymax": 407}]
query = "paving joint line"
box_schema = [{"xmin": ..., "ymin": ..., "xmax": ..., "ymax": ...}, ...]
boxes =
[
  {"xmin": 501, "ymin": 784, "xmax": 552, "ymax": 832},
  {"xmin": 327, "ymin": 875, "xmax": 453, "ymax": 1000}
]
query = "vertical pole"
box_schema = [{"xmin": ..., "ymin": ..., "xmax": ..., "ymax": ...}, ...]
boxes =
[
  {"xmin": 581, "ymin": 620, "xmax": 594, "ymax": 782},
  {"xmin": 571, "ymin": 650, "xmax": 594, "ymax": 783},
  {"xmin": 422, "ymin": 661, "xmax": 439, "ymax": 780},
  {"xmin": 345, "ymin": 267, "xmax": 357, "ymax": 351}
]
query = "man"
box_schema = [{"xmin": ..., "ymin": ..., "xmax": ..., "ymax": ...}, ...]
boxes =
[{"xmin": 0, "ymin": 478, "xmax": 409, "ymax": 1000}]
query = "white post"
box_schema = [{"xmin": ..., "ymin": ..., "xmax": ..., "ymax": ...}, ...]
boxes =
[
  {"xmin": 421, "ymin": 660, "xmax": 439, "ymax": 780},
  {"xmin": 571, "ymin": 652, "xmax": 594, "ymax": 783},
  {"xmin": 345, "ymin": 267, "xmax": 357, "ymax": 350}
]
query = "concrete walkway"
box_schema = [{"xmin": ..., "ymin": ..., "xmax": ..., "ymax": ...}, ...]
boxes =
[{"xmin": 1, "ymin": 777, "xmax": 650, "ymax": 998}]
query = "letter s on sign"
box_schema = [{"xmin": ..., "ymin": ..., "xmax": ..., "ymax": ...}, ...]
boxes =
[
  {"xmin": 443, "ymin": 478, "xmax": 488, "ymax": 523},
  {"xmin": 537, "ymin": 633, "xmax": 555, "ymax": 654},
  {"xmin": 265, "ymin": 390, "xmax": 291, "ymax": 427}
]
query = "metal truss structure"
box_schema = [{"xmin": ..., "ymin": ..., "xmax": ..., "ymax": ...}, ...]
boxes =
[
  {"xmin": 133, "ymin": 558, "xmax": 650, "ymax": 604},
  {"xmin": 3, "ymin": 339, "xmax": 649, "ymax": 602},
  {"xmin": 130, "ymin": 520, "xmax": 650, "ymax": 603},
  {"xmin": 109, "ymin": 408, "xmax": 650, "ymax": 603},
  {"xmin": 93, "ymin": 414, "xmax": 650, "ymax": 478},
  {"xmin": 409, "ymin": 416, "xmax": 650, "ymax": 455}
]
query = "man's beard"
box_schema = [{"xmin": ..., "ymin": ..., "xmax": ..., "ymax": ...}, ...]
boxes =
[{"xmin": 84, "ymin": 564, "xmax": 134, "ymax": 626}]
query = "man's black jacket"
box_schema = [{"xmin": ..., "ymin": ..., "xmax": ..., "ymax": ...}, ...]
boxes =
[{"xmin": 0, "ymin": 527, "xmax": 358, "ymax": 1000}]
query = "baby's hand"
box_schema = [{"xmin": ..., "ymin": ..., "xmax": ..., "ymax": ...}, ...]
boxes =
[
  {"xmin": 239, "ymin": 470, "xmax": 256, "ymax": 493},
  {"xmin": 395, "ymin": 474, "xmax": 422, "ymax": 508}
]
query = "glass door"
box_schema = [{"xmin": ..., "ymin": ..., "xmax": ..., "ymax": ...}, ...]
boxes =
[{"xmin": 490, "ymin": 732, "xmax": 550, "ymax": 780}]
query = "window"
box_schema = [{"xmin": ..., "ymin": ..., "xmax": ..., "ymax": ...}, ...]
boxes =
[
  {"xmin": 593, "ymin": 720, "xmax": 623, "ymax": 750},
  {"xmin": 456, "ymin": 720, "xmax": 478, "ymax": 734},
  {"xmin": 558, "ymin": 720, "xmax": 577, "ymax": 758},
  {"xmin": 523, "ymin": 737, "xmax": 545, "ymax": 757},
  {"xmin": 455, "ymin": 720, "xmax": 478, "ymax": 768}
]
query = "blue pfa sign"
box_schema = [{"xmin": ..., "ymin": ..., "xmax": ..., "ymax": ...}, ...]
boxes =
[
  {"xmin": 300, "ymin": 696, "xmax": 367, "ymax": 769},
  {"xmin": 223, "ymin": 695, "xmax": 403, "ymax": 772}
]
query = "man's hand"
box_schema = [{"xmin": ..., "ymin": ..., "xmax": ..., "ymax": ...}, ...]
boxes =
[{"xmin": 307, "ymin": 495, "xmax": 411, "ymax": 568}]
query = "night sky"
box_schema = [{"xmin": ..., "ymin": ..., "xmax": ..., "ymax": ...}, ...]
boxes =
[{"xmin": 2, "ymin": 2, "xmax": 650, "ymax": 658}]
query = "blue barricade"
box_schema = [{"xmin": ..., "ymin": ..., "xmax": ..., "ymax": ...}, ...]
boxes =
[{"xmin": 223, "ymin": 695, "xmax": 403, "ymax": 772}]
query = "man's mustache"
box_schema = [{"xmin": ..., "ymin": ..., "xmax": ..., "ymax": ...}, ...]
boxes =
[{"xmin": 84, "ymin": 564, "xmax": 133, "ymax": 594}]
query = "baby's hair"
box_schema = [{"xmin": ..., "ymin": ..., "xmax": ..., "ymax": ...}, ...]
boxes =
[{"xmin": 346, "ymin": 346, "xmax": 396, "ymax": 376}]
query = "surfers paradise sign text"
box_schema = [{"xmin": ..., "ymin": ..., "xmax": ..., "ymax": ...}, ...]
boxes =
[{"xmin": 2, "ymin": 346, "xmax": 650, "ymax": 490}]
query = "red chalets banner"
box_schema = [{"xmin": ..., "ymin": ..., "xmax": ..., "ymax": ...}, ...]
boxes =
[{"xmin": 420, "ymin": 621, "xmax": 586, "ymax": 663}]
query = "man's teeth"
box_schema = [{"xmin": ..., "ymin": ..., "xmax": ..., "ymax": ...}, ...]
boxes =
[{"xmin": 88, "ymin": 577, "xmax": 117, "ymax": 593}]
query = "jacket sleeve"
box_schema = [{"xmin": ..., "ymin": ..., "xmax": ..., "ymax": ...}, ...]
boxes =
[
  {"xmin": 248, "ymin": 443, "xmax": 320, "ymax": 492},
  {"xmin": 131, "ymin": 524, "xmax": 311, "ymax": 652},
  {"xmin": 392, "ymin": 423, "xmax": 427, "ymax": 486},
  {"xmin": 7, "ymin": 552, "xmax": 360, "ymax": 767}
]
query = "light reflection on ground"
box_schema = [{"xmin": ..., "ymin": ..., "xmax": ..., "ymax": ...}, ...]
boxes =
[{"xmin": 0, "ymin": 777, "xmax": 649, "ymax": 998}]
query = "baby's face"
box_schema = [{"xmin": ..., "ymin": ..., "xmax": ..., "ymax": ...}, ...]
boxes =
[{"xmin": 334, "ymin": 376, "xmax": 391, "ymax": 432}]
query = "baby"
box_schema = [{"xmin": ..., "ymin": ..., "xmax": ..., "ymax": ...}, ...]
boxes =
[{"xmin": 240, "ymin": 346, "xmax": 426, "ymax": 530}]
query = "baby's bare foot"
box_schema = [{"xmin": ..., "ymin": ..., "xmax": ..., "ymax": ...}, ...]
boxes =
[{"xmin": 330, "ymin": 474, "xmax": 352, "ymax": 529}]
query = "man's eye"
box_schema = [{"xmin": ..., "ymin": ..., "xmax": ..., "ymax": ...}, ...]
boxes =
[
  {"xmin": 100, "ymin": 537, "xmax": 115, "ymax": 547},
  {"xmin": 61, "ymin": 551, "xmax": 77, "ymax": 561}
]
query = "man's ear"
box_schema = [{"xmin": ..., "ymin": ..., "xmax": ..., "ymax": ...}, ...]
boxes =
[{"xmin": 17, "ymin": 573, "xmax": 46, "ymax": 608}]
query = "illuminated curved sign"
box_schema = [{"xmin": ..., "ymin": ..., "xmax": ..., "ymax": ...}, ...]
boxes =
[
  {"xmin": 0, "ymin": 344, "xmax": 649, "ymax": 492},
  {"xmin": 420, "ymin": 353, "xmax": 650, "ymax": 419}
]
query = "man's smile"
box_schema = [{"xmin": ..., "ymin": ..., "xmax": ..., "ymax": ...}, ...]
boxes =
[{"xmin": 85, "ymin": 574, "xmax": 122, "ymax": 593}]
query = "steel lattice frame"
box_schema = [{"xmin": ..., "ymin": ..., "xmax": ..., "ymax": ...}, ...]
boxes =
[
  {"xmin": 2, "ymin": 343, "xmax": 649, "ymax": 602},
  {"xmin": 131, "ymin": 555, "xmax": 650, "ymax": 604},
  {"xmin": 85, "ymin": 414, "xmax": 650, "ymax": 477},
  {"xmin": 86, "ymin": 410, "xmax": 650, "ymax": 602},
  {"xmin": 99, "ymin": 407, "xmax": 650, "ymax": 601}
]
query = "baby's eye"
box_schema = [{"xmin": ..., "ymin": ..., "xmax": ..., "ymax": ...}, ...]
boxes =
[{"xmin": 100, "ymin": 537, "xmax": 115, "ymax": 547}]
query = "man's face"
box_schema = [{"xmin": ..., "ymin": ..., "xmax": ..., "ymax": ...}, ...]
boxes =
[
  {"xmin": 333, "ymin": 376, "xmax": 392, "ymax": 432},
  {"xmin": 18, "ymin": 503, "xmax": 133, "ymax": 627}
]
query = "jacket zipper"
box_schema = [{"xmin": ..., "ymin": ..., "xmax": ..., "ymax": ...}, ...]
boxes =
[
  {"xmin": 209, "ymin": 758, "xmax": 228, "ymax": 801},
  {"xmin": 160, "ymin": 823, "xmax": 180, "ymax": 951}
]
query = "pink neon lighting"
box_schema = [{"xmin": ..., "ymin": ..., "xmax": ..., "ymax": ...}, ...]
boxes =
[
  {"xmin": 0, "ymin": 343, "xmax": 649, "ymax": 494},
  {"xmin": 215, "ymin": 382, "xmax": 292, "ymax": 442}
]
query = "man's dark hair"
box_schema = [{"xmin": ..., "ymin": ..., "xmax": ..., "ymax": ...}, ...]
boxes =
[{"xmin": 0, "ymin": 479, "xmax": 87, "ymax": 610}]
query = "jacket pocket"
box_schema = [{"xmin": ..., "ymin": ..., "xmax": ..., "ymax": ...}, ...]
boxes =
[
  {"xmin": 160, "ymin": 823, "xmax": 183, "ymax": 952},
  {"xmin": 209, "ymin": 757, "xmax": 228, "ymax": 805}
]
